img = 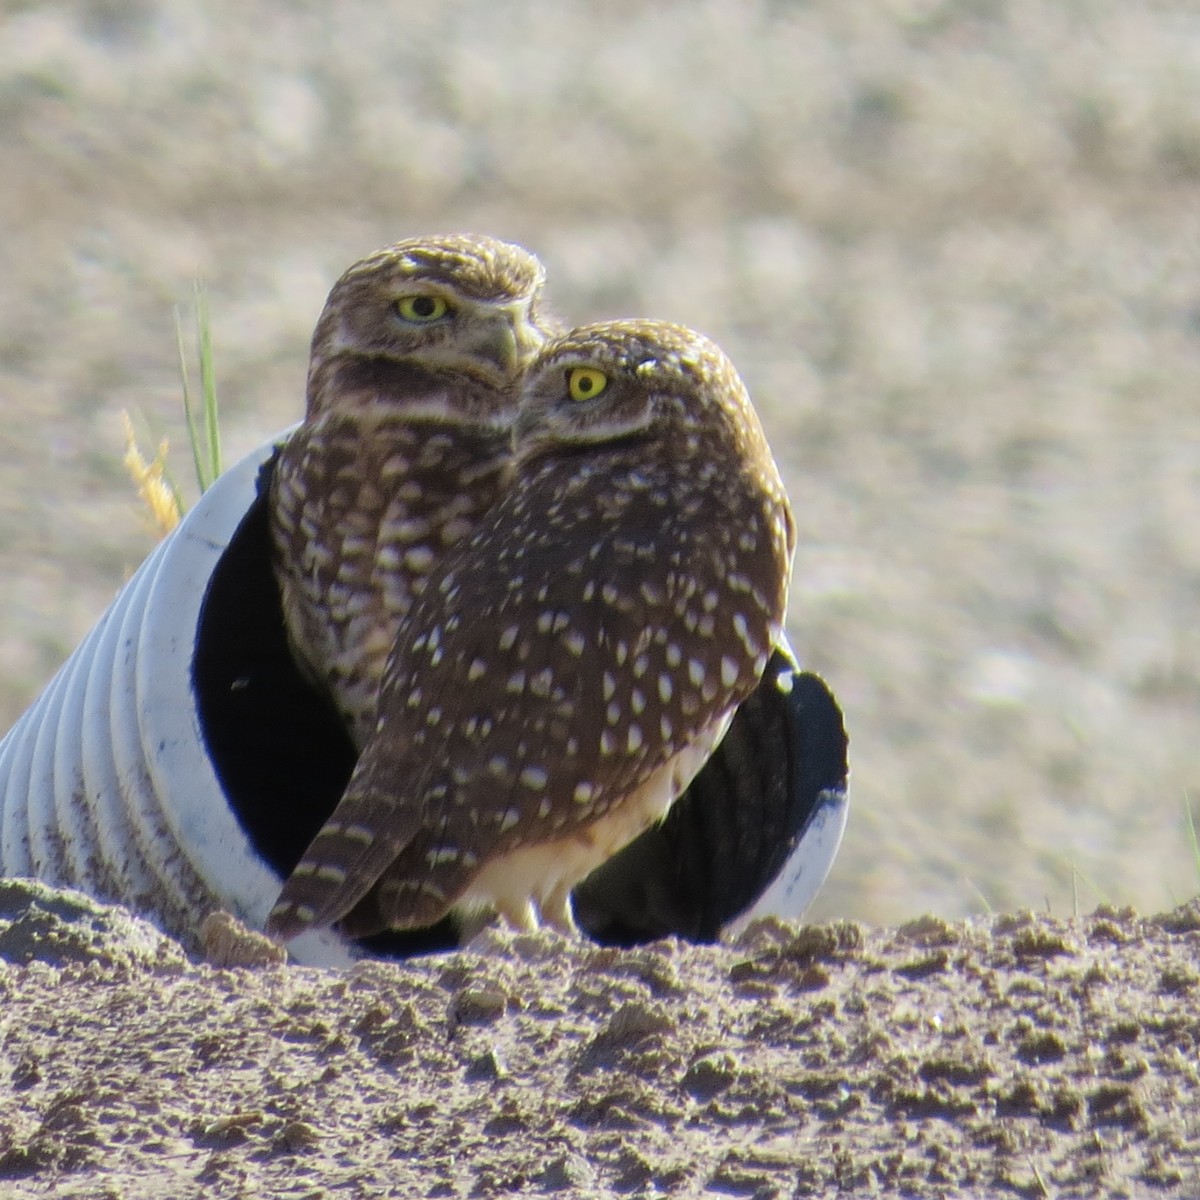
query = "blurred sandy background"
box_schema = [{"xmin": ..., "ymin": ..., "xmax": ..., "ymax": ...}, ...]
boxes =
[{"xmin": 2, "ymin": 0, "xmax": 1199, "ymax": 927}]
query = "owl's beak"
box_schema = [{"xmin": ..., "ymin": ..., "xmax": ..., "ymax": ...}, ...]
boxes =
[{"xmin": 470, "ymin": 306, "xmax": 543, "ymax": 374}]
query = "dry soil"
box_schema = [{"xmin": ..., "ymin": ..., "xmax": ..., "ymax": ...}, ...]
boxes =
[
  {"xmin": 1, "ymin": 881, "xmax": 1199, "ymax": 1198},
  {"xmin": 2, "ymin": 0, "xmax": 1200, "ymax": 924}
]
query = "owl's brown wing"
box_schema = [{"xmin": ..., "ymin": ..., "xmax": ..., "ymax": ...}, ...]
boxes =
[
  {"xmin": 350, "ymin": 510, "xmax": 777, "ymax": 934},
  {"xmin": 268, "ymin": 541, "xmax": 684, "ymax": 937}
]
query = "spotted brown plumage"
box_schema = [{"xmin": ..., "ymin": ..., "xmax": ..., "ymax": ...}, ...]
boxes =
[
  {"xmin": 267, "ymin": 319, "xmax": 796, "ymax": 941},
  {"xmin": 269, "ymin": 234, "xmax": 552, "ymax": 749}
]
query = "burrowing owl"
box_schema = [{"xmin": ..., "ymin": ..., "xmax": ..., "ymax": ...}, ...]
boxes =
[
  {"xmin": 269, "ymin": 234, "xmax": 551, "ymax": 748},
  {"xmin": 267, "ymin": 319, "xmax": 796, "ymax": 941}
]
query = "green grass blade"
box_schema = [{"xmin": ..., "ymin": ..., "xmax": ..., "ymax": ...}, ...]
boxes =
[
  {"xmin": 961, "ymin": 876, "xmax": 994, "ymax": 915},
  {"xmin": 174, "ymin": 304, "xmax": 208, "ymax": 499},
  {"xmin": 1184, "ymin": 793, "xmax": 1200, "ymax": 892},
  {"xmin": 1066, "ymin": 861, "xmax": 1108, "ymax": 911},
  {"xmin": 194, "ymin": 281, "xmax": 222, "ymax": 490}
]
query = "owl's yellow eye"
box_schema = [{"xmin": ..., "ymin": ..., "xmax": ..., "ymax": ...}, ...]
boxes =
[
  {"xmin": 396, "ymin": 295, "xmax": 450, "ymax": 323},
  {"xmin": 568, "ymin": 367, "xmax": 608, "ymax": 402}
]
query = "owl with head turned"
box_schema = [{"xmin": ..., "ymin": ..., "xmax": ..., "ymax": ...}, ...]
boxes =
[
  {"xmin": 267, "ymin": 318, "xmax": 796, "ymax": 941},
  {"xmin": 269, "ymin": 234, "xmax": 553, "ymax": 749}
]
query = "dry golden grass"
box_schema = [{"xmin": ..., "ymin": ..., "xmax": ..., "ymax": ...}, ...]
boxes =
[{"xmin": 118, "ymin": 410, "xmax": 179, "ymax": 539}]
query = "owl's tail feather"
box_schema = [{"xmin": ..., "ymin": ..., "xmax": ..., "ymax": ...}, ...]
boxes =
[
  {"xmin": 336, "ymin": 837, "xmax": 463, "ymax": 938},
  {"xmin": 265, "ymin": 762, "xmax": 417, "ymax": 941}
]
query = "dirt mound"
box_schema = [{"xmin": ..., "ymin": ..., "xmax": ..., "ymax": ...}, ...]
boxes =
[{"xmin": 0, "ymin": 883, "xmax": 1196, "ymax": 1197}]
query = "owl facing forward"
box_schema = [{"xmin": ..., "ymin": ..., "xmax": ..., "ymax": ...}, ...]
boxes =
[
  {"xmin": 269, "ymin": 234, "xmax": 551, "ymax": 748},
  {"xmin": 267, "ymin": 319, "xmax": 796, "ymax": 941}
]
